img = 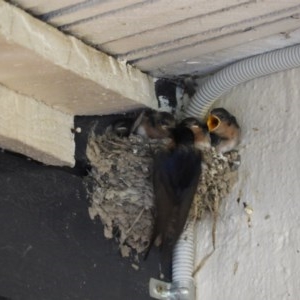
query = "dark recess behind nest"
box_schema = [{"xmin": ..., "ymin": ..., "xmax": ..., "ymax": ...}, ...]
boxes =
[{"xmin": 155, "ymin": 79, "xmax": 177, "ymax": 110}]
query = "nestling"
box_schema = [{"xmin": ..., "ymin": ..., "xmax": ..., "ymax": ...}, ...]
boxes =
[
  {"xmin": 179, "ymin": 117, "xmax": 211, "ymax": 150},
  {"xmin": 131, "ymin": 110, "xmax": 175, "ymax": 139},
  {"xmin": 206, "ymin": 108, "xmax": 241, "ymax": 153}
]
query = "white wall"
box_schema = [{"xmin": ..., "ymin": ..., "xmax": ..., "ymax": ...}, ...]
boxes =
[{"xmin": 195, "ymin": 68, "xmax": 300, "ymax": 300}]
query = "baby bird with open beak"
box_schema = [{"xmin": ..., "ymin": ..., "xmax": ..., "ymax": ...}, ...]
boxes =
[{"xmin": 206, "ymin": 108, "xmax": 241, "ymax": 153}]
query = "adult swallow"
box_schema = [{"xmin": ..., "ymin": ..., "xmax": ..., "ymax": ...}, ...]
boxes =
[
  {"xmin": 206, "ymin": 108, "xmax": 241, "ymax": 153},
  {"xmin": 144, "ymin": 125, "xmax": 202, "ymax": 266},
  {"xmin": 179, "ymin": 117, "xmax": 211, "ymax": 150},
  {"xmin": 131, "ymin": 109, "xmax": 175, "ymax": 139}
]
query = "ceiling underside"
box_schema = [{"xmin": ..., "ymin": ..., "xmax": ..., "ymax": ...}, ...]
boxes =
[{"xmin": 6, "ymin": 0, "xmax": 300, "ymax": 78}]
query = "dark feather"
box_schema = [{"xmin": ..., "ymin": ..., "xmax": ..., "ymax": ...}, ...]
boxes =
[{"xmin": 145, "ymin": 127, "xmax": 202, "ymax": 262}]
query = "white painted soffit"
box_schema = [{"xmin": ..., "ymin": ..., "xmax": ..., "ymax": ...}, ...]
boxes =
[
  {"xmin": 8, "ymin": 0, "xmax": 300, "ymax": 78},
  {"xmin": 0, "ymin": 0, "xmax": 157, "ymax": 116},
  {"xmin": 0, "ymin": 84, "xmax": 75, "ymax": 167}
]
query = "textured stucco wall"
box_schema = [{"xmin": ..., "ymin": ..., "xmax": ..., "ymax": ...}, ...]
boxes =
[{"xmin": 195, "ymin": 68, "xmax": 300, "ymax": 300}]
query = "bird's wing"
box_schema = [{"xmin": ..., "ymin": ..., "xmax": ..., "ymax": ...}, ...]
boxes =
[
  {"xmin": 155, "ymin": 148, "xmax": 201, "ymax": 248},
  {"xmin": 144, "ymin": 150, "xmax": 175, "ymax": 260},
  {"xmin": 152, "ymin": 150, "xmax": 176, "ymax": 234},
  {"xmin": 168, "ymin": 148, "xmax": 202, "ymax": 242},
  {"xmin": 145, "ymin": 147, "xmax": 202, "ymax": 262},
  {"xmin": 168, "ymin": 148, "xmax": 202, "ymax": 197}
]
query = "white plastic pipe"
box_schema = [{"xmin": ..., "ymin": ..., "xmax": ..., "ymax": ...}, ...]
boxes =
[
  {"xmin": 185, "ymin": 44, "xmax": 300, "ymax": 120},
  {"xmin": 171, "ymin": 221, "xmax": 195, "ymax": 300},
  {"xmin": 172, "ymin": 221, "xmax": 195, "ymax": 282}
]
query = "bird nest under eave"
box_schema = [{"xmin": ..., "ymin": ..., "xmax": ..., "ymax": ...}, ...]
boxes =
[{"xmin": 87, "ymin": 131, "xmax": 240, "ymax": 258}]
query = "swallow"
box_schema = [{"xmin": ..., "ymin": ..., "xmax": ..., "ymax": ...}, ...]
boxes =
[
  {"xmin": 179, "ymin": 117, "xmax": 211, "ymax": 150},
  {"xmin": 131, "ymin": 109, "xmax": 175, "ymax": 139},
  {"xmin": 206, "ymin": 108, "xmax": 241, "ymax": 153},
  {"xmin": 144, "ymin": 125, "xmax": 202, "ymax": 266}
]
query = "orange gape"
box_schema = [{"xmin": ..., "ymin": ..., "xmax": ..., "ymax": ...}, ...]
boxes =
[
  {"xmin": 207, "ymin": 114, "xmax": 221, "ymax": 132},
  {"xmin": 206, "ymin": 108, "xmax": 241, "ymax": 154}
]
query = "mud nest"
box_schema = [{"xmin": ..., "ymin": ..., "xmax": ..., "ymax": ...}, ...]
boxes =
[{"xmin": 87, "ymin": 131, "xmax": 240, "ymax": 257}]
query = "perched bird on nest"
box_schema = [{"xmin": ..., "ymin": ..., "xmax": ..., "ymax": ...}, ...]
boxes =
[
  {"xmin": 131, "ymin": 109, "xmax": 176, "ymax": 139},
  {"xmin": 206, "ymin": 108, "xmax": 241, "ymax": 153},
  {"xmin": 179, "ymin": 117, "xmax": 211, "ymax": 150},
  {"xmin": 144, "ymin": 124, "xmax": 202, "ymax": 272}
]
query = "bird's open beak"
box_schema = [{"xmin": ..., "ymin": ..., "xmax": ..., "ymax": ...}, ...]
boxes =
[{"xmin": 207, "ymin": 114, "xmax": 221, "ymax": 132}]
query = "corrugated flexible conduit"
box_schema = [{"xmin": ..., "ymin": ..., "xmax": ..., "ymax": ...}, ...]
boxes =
[
  {"xmin": 171, "ymin": 222, "xmax": 195, "ymax": 300},
  {"xmin": 185, "ymin": 44, "xmax": 300, "ymax": 120},
  {"xmin": 172, "ymin": 44, "xmax": 300, "ymax": 300}
]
